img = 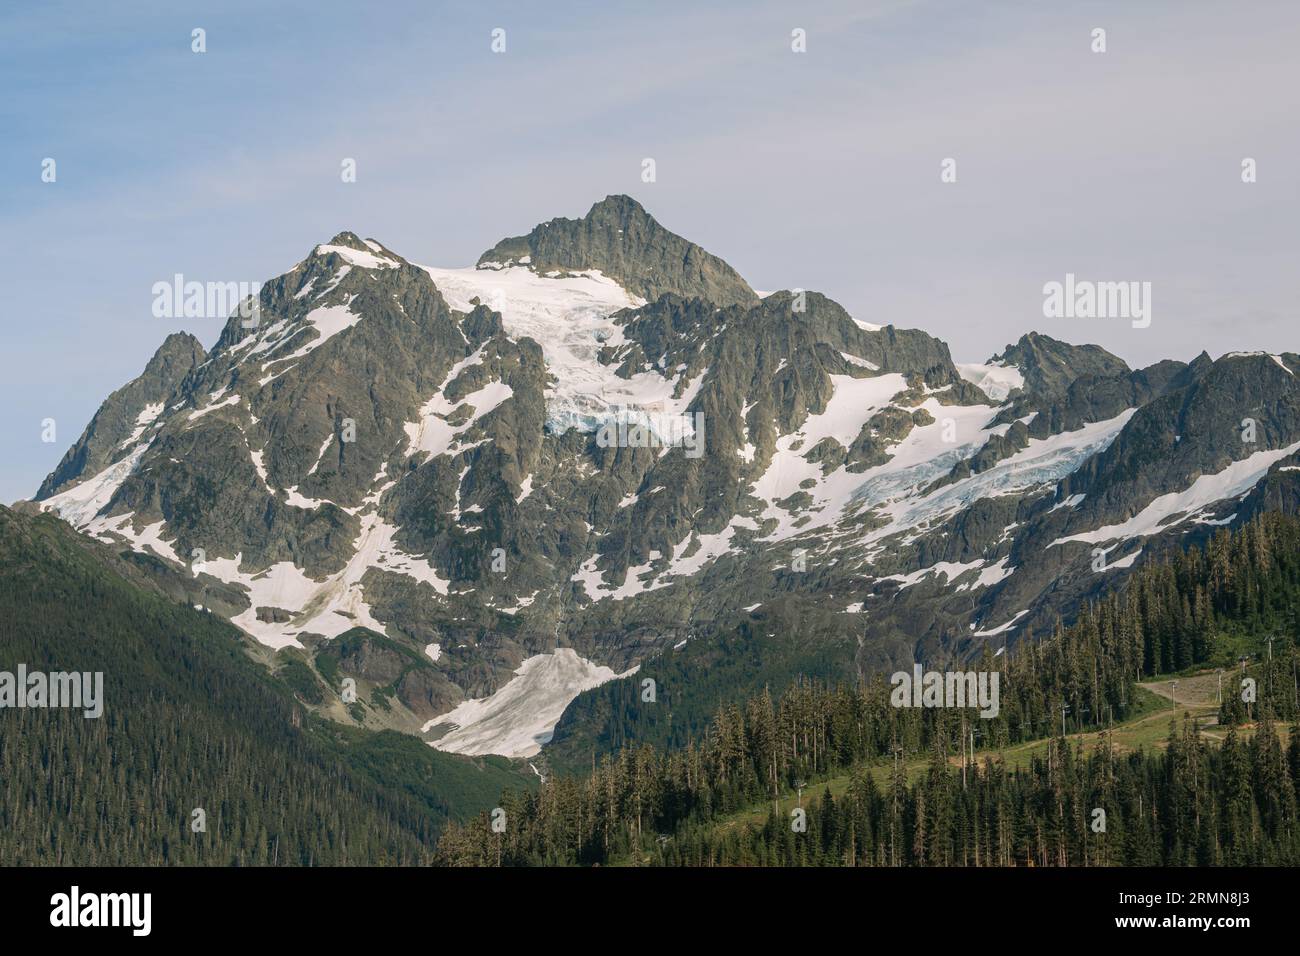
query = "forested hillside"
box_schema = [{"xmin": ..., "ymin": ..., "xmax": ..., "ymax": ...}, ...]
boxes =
[
  {"xmin": 0, "ymin": 506, "xmax": 528, "ymax": 865},
  {"xmin": 439, "ymin": 513, "xmax": 1300, "ymax": 866}
]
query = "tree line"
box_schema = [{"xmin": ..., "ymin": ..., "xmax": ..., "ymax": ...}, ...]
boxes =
[{"xmin": 437, "ymin": 513, "xmax": 1300, "ymax": 866}]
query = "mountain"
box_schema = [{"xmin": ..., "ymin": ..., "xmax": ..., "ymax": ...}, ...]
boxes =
[
  {"xmin": 31, "ymin": 196, "xmax": 1300, "ymax": 768},
  {"xmin": 988, "ymin": 331, "xmax": 1130, "ymax": 398},
  {"xmin": 442, "ymin": 513, "xmax": 1300, "ymax": 866},
  {"xmin": 0, "ymin": 504, "xmax": 528, "ymax": 864},
  {"xmin": 477, "ymin": 194, "xmax": 759, "ymax": 308},
  {"xmin": 36, "ymin": 331, "xmax": 206, "ymax": 501}
]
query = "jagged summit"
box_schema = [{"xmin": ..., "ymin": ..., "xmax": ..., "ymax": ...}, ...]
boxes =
[
  {"xmin": 28, "ymin": 198, "xmax": 1300, "ymax": 761},
  {"xmin": 476, "ymin": 194, "xmax": 759, "ymax": 308},
  {"xmin": 36, "ymin": 331, "xmax": 206, "ymax": 500},
  {"xmin": 312, "ymin": 232, "xmax": 406, "ymax": 267},
  {"xmin": 322, "ymin": 230, "xmax": 371, "ymax": 251},
  {"xmin": 990, "ymin": 331, "xmax": 1130, "ymax": 398}
]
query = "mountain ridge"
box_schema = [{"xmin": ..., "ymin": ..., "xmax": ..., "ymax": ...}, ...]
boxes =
[
  {"xmin": 477, "ymin": 194, "xmax": 760, "ymax": 308},
  {"xmin": 29, "ymin": 195, "xmax": 1300, "ymax": 762}
]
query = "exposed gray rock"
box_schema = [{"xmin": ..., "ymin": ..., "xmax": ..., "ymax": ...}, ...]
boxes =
[
  {"xmin": 478, "ymin": 195, "xmax": 759, "ymax": 308},
  {"xmin": 993, "ymin": 331, "xmax": 1129, "ymax": 398},
  {"xmin": 37, "ymin": 332, "xmax": 205, "ymax": 498}
]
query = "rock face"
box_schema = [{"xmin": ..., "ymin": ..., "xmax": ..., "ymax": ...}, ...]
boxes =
[
  {"xmin": 477, "ymin": 195, "xmax": 759, "ymax": 308},
  {"xmin": 33, "ymin": 197, "xmax": 1300, "ymax": 759},
  {"xmin": 37, "ymin": 332, "xmax": 206, "ymax": 499},
  {"xmin": 992, "ymin": 332, "xmax": 1130, "ymax": 398}
]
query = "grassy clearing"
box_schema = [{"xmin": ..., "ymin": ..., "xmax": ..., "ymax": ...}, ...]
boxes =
[{"xmin": 712, "ymin": 668, "xmax": 1294, "ymax": 836}]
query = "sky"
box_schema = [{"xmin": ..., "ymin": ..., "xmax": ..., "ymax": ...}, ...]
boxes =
[{"xmin": 2, "ymin": 0, "xmax": 1297, "ymax": 503}]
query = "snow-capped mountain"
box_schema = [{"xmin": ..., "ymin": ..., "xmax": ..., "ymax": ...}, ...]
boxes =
[{"xmin": 34, "ymin": 196, "xmax": 1300, "ymax": 759}]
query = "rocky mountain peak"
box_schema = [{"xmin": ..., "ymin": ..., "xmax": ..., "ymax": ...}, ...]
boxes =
[
  {"xmin": 155, "ymin": 330, "xmax": 206, "ymax": 357},
  {"xmin": 36, "ymin": 331, "xmax": 206, "ymax": 499},
  {"xmin": 30, "ymin": 198, "xmax": 1300, "ymax": 763},
  {"xmin": 476, "ymin": 194, "xmax": 759, "ymax": 308},
  {"xmin": 311, "ymin": 232, "xmax": 406, "ymax": 266},
  {"xmin": 323, "ymin": 230, "xmax": 371, "ymax": 250},
  {"xmin": 993, "ymin": 331, "xmax": 1130, "ymax": 398}
]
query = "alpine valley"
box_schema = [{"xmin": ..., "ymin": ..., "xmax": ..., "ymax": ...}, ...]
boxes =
[{"xmin": 22, "ymin": 194, "xmax": 1300, "ymax": 785}]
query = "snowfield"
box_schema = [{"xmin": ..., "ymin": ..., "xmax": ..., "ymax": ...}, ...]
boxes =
[
  {"xmin": 956, "ymin": 362, "xmax": 1025, "ymax": 402},
  {"xmin": 42, "ymin": 444, "xmax": 150, "ymax": 527},
  {"xmin": 423, "ymin": 649, "xmax": 635, "ymax": 758},
  {"xmin": 1049, "ymin": 440, "xmax": 1300, "ymax": 549},
  {"xmin": 849, "ymin": 409, "xmax": 1138, "ymax": 558},
  {"xmin": 208, "ymin": 511, "xmax": 453, "ymax": 650},
  {"xmin": 423, "ymin": 264, "xmax": 706, "ymax": 443}
]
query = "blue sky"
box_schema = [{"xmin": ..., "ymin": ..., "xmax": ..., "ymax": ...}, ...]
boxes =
[{"xmin": 2, "ymin": 0, "xmax": 1298, "ymax": 502}]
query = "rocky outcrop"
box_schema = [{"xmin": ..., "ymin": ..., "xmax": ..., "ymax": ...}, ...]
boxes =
[
  {"xmin": 993, "ymin": 331, "xmax": 1129, "ymax": 399},
  {"xmin": 37, "ymin": 332, "xmax": 206, "ymax": 498},
  {"xmin": 478, "ymin": 195, "xmax": 759, "ymax": 308}
]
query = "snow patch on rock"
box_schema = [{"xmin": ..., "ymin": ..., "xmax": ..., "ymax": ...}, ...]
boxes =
[{"xmin": 423, "ymin": 649, "xmax": 633, "ymax": 758}]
